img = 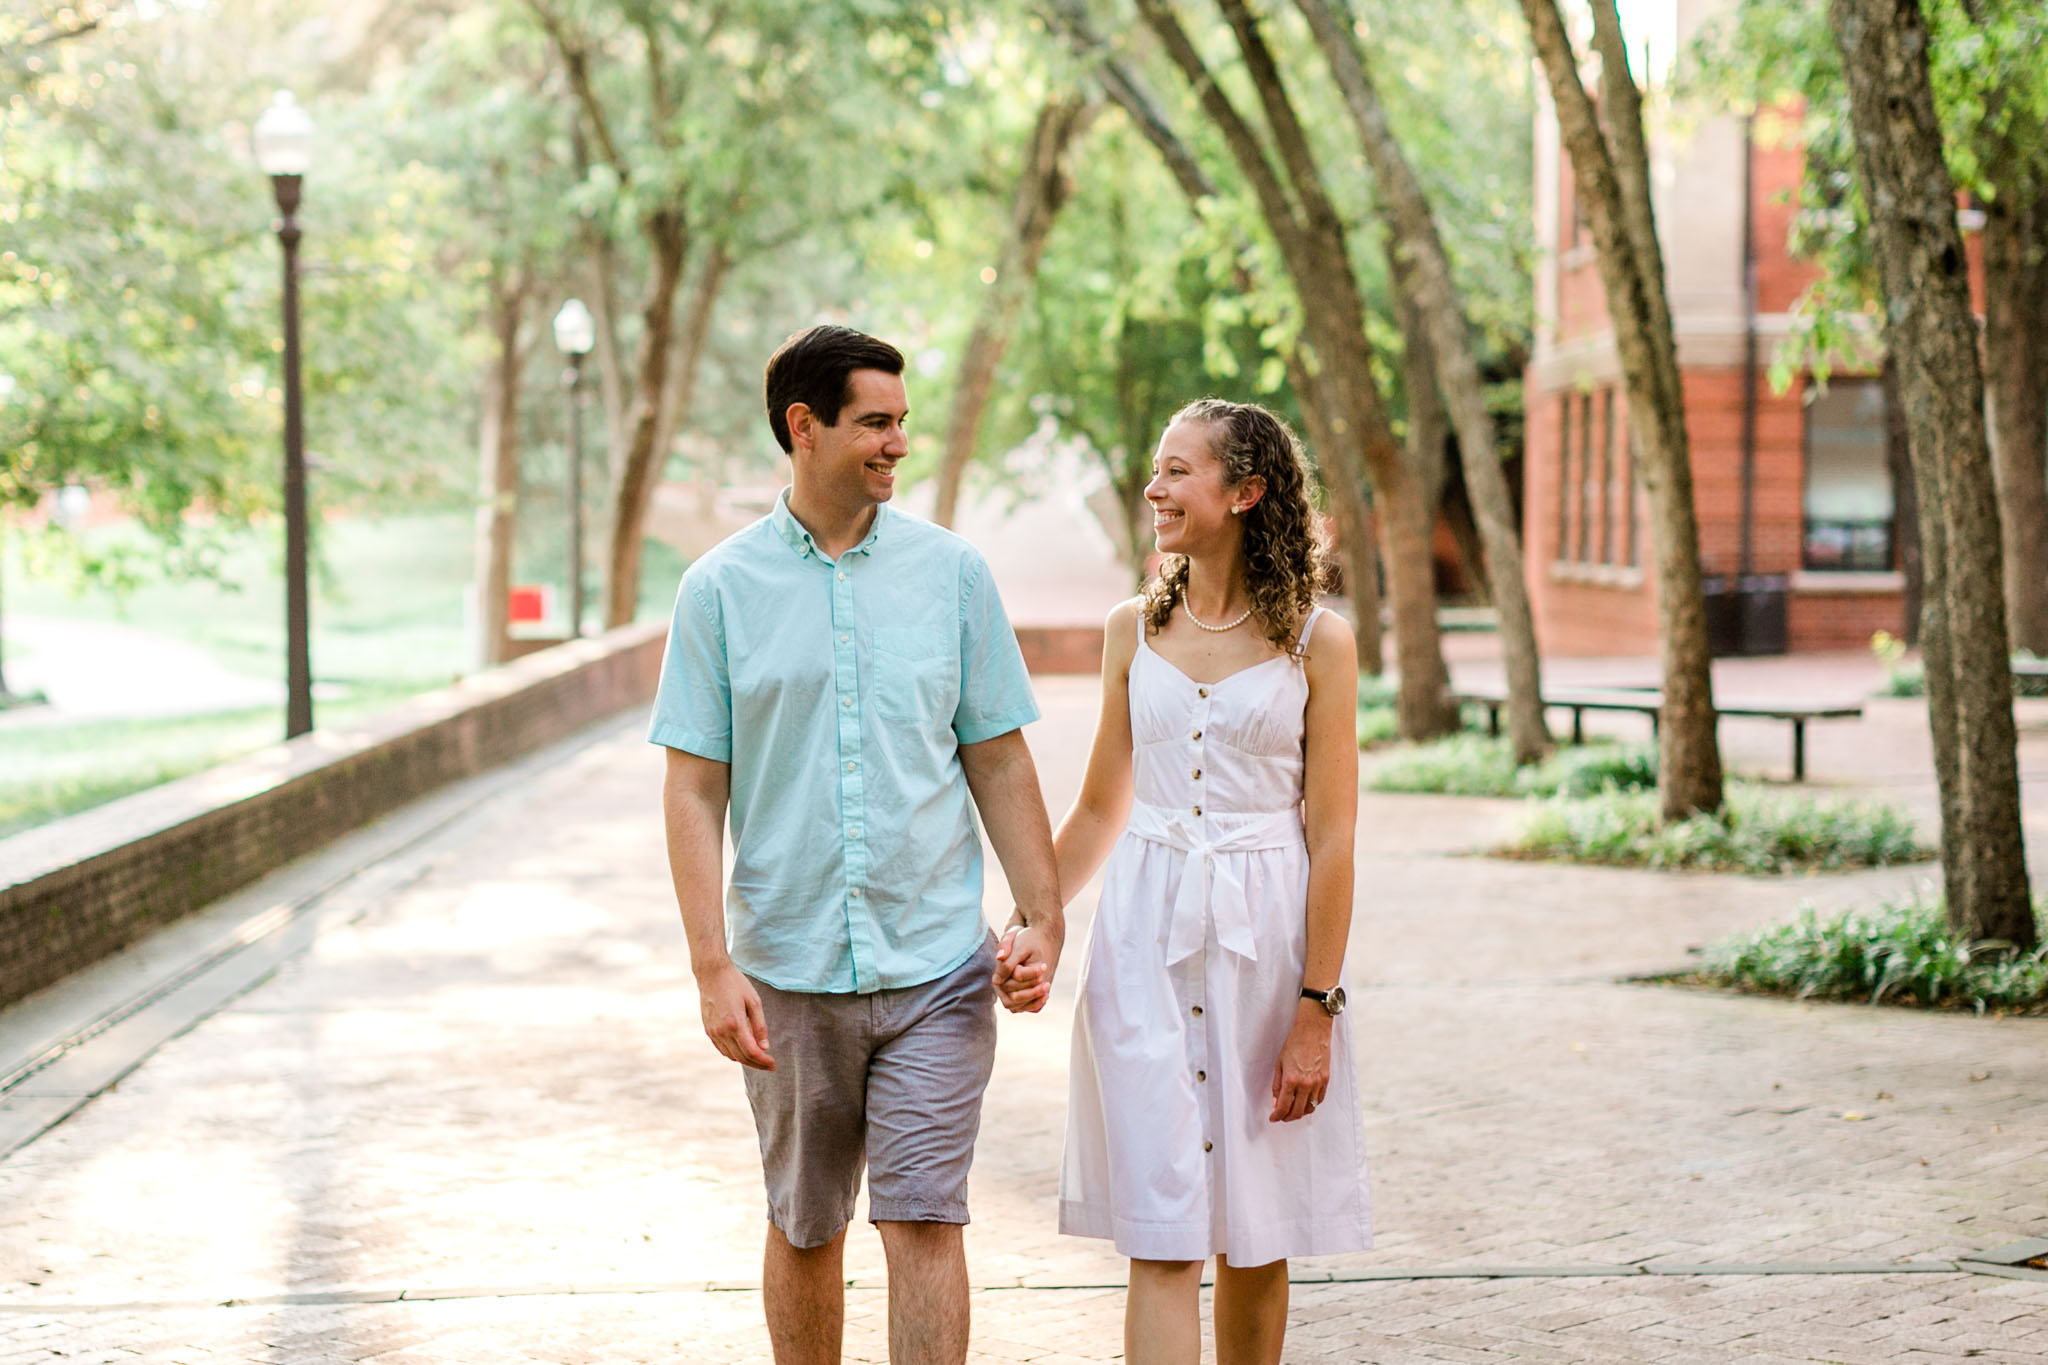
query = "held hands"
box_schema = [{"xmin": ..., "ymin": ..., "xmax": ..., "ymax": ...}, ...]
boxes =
[
  {"xmin": 1270, "ymin": 1002, "xmax": 1332, "ymax": 1122},
  {"xmin": 697, "ymin": 961, "xmax": 774, "ymax": 1070},
  {"xmin": 992, "ymin": 915, "xmax": 1063, "ymax": 1013}
]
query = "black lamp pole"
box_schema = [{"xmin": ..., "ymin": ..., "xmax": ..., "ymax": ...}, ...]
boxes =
[
  {"xmin": 272, "ymin": 172, "xmax": 313, "ymax": 738},
  {"xmin": 564, "ymin": 352, "xmax": 585, "ymax": 638}
]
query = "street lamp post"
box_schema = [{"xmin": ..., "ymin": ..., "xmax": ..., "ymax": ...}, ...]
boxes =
[
  {"xmin": 553, "ymin": 299, "xmax": 595, "ymax": 639},
  {"xmin": 254, "ymin": 90, "xmax": 315, "ymax": 739}
]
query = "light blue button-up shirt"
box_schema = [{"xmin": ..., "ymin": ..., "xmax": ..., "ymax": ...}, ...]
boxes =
[{"xmin": 648, "ymin": 490, "xmax": 1040, "ymax": 994}]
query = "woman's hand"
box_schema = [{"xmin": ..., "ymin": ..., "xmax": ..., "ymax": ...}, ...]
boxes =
[{"xmin": 1269, "ymin": 1003, "xmax": 1333, "ymax": 1122}]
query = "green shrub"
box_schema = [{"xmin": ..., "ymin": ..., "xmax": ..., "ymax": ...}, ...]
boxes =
[
  {"xmin": 1699, "ymin": 892, "xmax": 2048, "ymax": 1013},
  {"xmin": 1367, "ymin": 733, "xmax": 1659, "ymax": 798},
  {"xmin": 1502, "ymin": 786, "xmax": 1930, "ymax": 874}
]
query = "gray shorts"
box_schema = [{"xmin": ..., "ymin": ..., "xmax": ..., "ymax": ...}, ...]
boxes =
[{"xmin": 742, "ymin": 935, "xmax": 998, "ymax": 1249}]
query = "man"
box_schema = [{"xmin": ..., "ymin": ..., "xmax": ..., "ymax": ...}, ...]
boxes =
[{"xmin": 650, "ymin": 324, "xmax": 1063, "ymax": 1365}]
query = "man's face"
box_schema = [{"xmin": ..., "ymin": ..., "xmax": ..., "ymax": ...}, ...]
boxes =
[{"xmin": 791, "ymin": 368, "xmax": 910, "ymax": 509}]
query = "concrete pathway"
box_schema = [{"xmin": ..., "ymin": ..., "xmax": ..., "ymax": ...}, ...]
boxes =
[{"xmin": 0, "ymin": 679, "xmax": 2044, "ymax": 1362}]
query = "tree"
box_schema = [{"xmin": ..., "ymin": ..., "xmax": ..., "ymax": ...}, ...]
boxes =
[
  {"xmin": 1053, "ymin": 21, "xmax": 1387, "ymax": 670},
  {"xmin": 1520, "ymin": 0, "xmax": 1724, "ymax": 818},
  {"xmin": 932, "ymin": 92, "xmax": 1103, "ymax": 529},
  {"xmin": 1829, "ymin": 0, "xmax": 2034, "ymax": 949},
  {"xmin": 1128, "ymin": 0, "xmax": 1458, "ymax": 738},
  {"xmin": 1295, "ymin": 0, "xmax": 1550, "ymax": 762}
]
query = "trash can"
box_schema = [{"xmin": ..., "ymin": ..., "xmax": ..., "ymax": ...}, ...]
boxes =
[{"xmin": 1701, "ymin": 574, "xmax": 1789, "ymax": 657}]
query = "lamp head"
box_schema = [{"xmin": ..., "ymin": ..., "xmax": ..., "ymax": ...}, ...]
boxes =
[
  {"xmin": 253, "ymin": 90, "xmax": 315, "ymax": 177},
  {"xmin": 553, "ymin": 298, "xmax": 596, "ymax": 357}
]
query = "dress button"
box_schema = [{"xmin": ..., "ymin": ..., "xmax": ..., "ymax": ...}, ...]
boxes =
[
  {"xmin": 1203, "ymin": 1140, "xmax": 1214, "ymax": 1153},
  {"xmin": 1191, "ymin": 1005, "xmax": 1203, "ymax": 1017}
]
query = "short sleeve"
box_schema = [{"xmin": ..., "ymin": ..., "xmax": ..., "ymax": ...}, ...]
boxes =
[
  {"xmin": 647, "ymin": 576, "xmax": 733, "ymax": 762},
  {"xmin": 952, "ymin": 553, "xmax": 1040, "ymax": 744}
]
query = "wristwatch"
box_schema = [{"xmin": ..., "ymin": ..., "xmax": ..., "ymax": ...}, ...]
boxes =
[{"xmin": 1300, "ymin": 984, "xmax": 1346, "ymax": 1017}]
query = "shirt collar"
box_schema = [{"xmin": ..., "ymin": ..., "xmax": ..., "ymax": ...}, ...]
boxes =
[{"xmin": 770, "ymin": 487, "xmax": 888, "ymax": 562}]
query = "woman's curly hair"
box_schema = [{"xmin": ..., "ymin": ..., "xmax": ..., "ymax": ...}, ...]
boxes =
[{"xmin": 1140, "ymin": 399, "xmax": 1329, "ymax": 656}]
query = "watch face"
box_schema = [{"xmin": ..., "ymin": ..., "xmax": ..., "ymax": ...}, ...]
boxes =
[{"xmin": 1327, "ymin": 985, "xmax": 1347, "ymax": 1016}]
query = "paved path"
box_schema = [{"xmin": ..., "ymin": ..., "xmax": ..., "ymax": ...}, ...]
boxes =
[{"xmin": 2, "ymin": 679, "xmax": 2045, "ymax": 1362}]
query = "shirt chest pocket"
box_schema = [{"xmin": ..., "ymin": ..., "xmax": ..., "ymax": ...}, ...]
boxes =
[{"xmin": 871, "ymin": 626, "xmax": 959, "ymax": 727}]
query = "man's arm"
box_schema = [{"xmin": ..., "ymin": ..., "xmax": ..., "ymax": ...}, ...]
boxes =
[
  {"xmin": 663, "ymin": 747, "xmax": 773, "ymax": 1069},
  {"xmin": 957, "ymin": 729, "xmax": 1064, "ymax": 1011}
]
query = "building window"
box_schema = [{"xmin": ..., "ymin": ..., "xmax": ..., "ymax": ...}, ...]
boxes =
[
  {"xmin": 1803, "ymin": 379, "xmax": 1894, "ymax": 572},
  {"xmin": 1573, "ymin": 391, "xmax": 1594, "ymax": 562},
  {"xmin": 1558, "ymin": 386, "xmax": 1631, "ymax": 569},
  {"xmin": 1557, "ymin": 394, "xmax": 1574, "ymax": 561},
  {"xmin": 1596, "ymin": 388, "xmax": 1616, "ymax": 565}
]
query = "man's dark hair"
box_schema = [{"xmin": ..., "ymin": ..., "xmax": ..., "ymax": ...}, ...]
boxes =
[{"xmin": 763, "ymin": 325, "xmax": 906, "ymax": 454}]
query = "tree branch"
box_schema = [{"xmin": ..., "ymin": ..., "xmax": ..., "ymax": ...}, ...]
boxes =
[{"xmin": 524, "ymin": 0, "xmax": 626, "ymax": 172}]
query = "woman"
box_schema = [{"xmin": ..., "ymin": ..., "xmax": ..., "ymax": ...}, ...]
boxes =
[{"xmin": 1002, "ymin": 398, "xmax": 1370, "ymax": 1364}]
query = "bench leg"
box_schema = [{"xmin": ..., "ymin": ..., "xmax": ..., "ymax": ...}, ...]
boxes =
[
  {"xmin": 1571, "ymin": 707, "xmax": 1584, "ymax": 746},
  {"xmin": 1792, "ymin": 720, "xmax": 1806, "ymax": 783},
  {"xmin": 1489, "ymin": 703, "xmax": 1501, "ymax": 738}
]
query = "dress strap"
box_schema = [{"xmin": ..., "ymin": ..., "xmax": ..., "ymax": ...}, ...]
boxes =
[{"xmin": 1296, "ymin": 606, "xmax": 1326, "ymax": 651}]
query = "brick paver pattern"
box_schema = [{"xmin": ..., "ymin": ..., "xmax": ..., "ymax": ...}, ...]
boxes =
[{"xmin": 2, "ymin": 677, "xmax": 2044, "ymax": 1361}]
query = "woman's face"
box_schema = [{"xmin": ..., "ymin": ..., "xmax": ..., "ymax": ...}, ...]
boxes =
[{"xmin": 1145, "ymin": 421, "xmax": 1256, "ymax": 556}]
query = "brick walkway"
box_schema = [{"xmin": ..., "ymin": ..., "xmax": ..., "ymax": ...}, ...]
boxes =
[{"xmin": 2, "ymin": 677, "xmax": 2045, "ymax": 1362}]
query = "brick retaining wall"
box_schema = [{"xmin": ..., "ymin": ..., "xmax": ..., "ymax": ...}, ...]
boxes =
[{"xmin": 0, "ymin": 622, "xmax": 667, "ymax": 1010}]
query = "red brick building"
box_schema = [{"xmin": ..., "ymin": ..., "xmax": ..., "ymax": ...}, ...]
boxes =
[{"xmin": 1522, "ymin": 2, "xmax": 1975, "ymax": 656}]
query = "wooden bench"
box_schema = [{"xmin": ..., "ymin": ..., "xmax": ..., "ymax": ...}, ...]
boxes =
[{"xmin": 1448, "ymin": 683, "xmax": 1863, "ymax": 781}]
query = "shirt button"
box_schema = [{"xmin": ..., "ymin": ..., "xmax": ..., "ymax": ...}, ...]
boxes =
[
  {"xmin": 846, "ymin": 761, "xmax": 856, "ymax": 771},
  {"xmin": 1191, "ymin": 1005, "xmax": 1203, "ymax": 1017},
  {"xmin": 842, "ymin": 698, "xmax": 852, "ymax": 707},
  {"xmin": 1198, "ymin": 687, "xmax": 1209, "ymax": 698},
  {"xmin": 1191, "ymin": 768, "xmax": 1202, "ymax": 780},
  {"xmin": 847, "ymin": 827, "xmax": 860, "ymax": 838},
  {"xmin": 1192, "ymin": 729, "xmax": 1202, "ymax": 740},
  {"xmin": 837, "ymin": 571, "xmax": 847, "ymax": 581},
  {"xmin": 840, "ymin": 633, "xmax": 849, "ymax": 643},
  {"xmin": 1196, "ymin": 1070, "xmax": 1207, "ymax": 1082},
  {"xmin": 850, "ymin": 887, "xmax": 862, "ymax": 898},
  {"xmin": 1203, "ymin": 1140, "xmax": 1214, "ymax": 1153},
  {"xmin": 1193, "ymin": 805, "xmax": 1202, "ymax": 817}
]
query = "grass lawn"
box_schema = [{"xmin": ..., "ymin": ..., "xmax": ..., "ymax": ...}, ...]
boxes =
[{"xmin": 0, "ymin": 513, "xmax": 686, "ymax": 839}]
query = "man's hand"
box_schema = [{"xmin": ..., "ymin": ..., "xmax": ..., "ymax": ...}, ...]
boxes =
[
  {"xmin": 992, "ymin": 922, "xmax": 1062, "ymax": 1013},
  {"xmin": 697, "ymin": 961, "xmax": 774, "ymax": 1070}
]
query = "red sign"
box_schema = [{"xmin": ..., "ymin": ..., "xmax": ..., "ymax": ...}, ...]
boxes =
[{"xmin": 507, "ymin": 585, "xmax": 550, "ymax": 624}]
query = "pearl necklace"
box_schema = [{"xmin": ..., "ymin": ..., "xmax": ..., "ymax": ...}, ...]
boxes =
[{"xmin": 1183, "ymin": 596, "xmax": 1254, "ymax": 633}]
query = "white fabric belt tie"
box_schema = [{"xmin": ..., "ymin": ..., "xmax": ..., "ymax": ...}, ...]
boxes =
[{"xmin": 1125, "ymin": 802, "xmax": 1305, "ymax": 965}]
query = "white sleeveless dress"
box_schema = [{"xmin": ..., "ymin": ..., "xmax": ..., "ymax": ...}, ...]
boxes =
[{"xmin": 1059, "ymin": 607, "xmax": 1373, "ymax": 1266}]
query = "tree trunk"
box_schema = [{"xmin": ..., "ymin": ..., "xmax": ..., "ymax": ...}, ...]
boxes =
[
  {"xmin": 600, "ymin": 209, "xmax": 690, "ymax": 629},
  {"xmin": 1982, "ymin": 174, "xmax": 2048, "ymax": 657},
  {"xmin": 1074, "ymin": 25, "xmax": 1386, "ymax": 672},
  {"xmin": 1882, "ymin": 355, "xmax": 1922, "ymax": 643},
  {"xmin": 471, "ymin": 272, "xmax": 528, "ymax": 667},
  {"xmin": 1293, "ymin": 357, "xmax": 1386, "ymax": 673},
  {"xmin": 648, "ymin": 241, "xmax": 732, "ymax": 500},
  {"xmin": 1831, "ymin": 0, "xmax": 2034, "ymax": 949},
  {"xmin": 932, "ymin": 95, "xmax": 1102, "ymax": 528},
  {"xmin": 1306, "ymin": 0, "xmax": 1546, "ymax": 756},
  {"xmin": 1137, "ymin": 0, "xmax": 1453, "ymax": 737},
  {"xmin": 1522, "ymin": 0, "xmax": 1722, "ymax": 816}
]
